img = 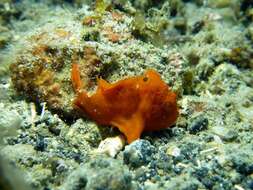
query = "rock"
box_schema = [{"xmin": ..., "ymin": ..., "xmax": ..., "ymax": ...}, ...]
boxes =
[
  {"xmin": 0, "ymin": 77, "xmax": 12, "ymax": 101},
  {"xmin": 0, "ymin": 26, "xmax": 12, "ymax": 48},
  {"xmin": 177, "ymin": 141, "xmax": 201, "ymax": 162},
  {"xmin": 231, "ymin": 153, "xmax": 253, "ymax": 175},
  {"xmin": 28, "ymin": 166, "xmax": 52, "ymax": 189},
  {"xmin": 34, "ymin": 135, "xmax": 47, "ymax": 152},
  {"xmin": 0, "ymin": 156, "xmax": 32, "ymax": 190},
  {"xmin": 0, "ymin": 105, "xmax": 21, "ymax": 129},
  {"xmin": 9, "ymin": 19, "xmax": 84, "ymax": 115},
  {"xmin": 244, "ymin": 178, "xmax": 253, "ymax": 190},
  {"xmin": 40, "ymin": 111, "xmax": 63, "ymax": 136},
  {"xmin": 50, "ymin": 158, "xmax": 67, "ymax": 176},
  {"xmin": 207, "ymin": 0, "xmax": 231, "ymax": 8},
  {"xmin": 188, "ymin": 115, "xmax": 208, "ymax": 134},
  {"xmin": 211, "ymin": 126, "xmax": 238, "ymax": 142},
  {"xmin": 207, "ymin": 64, "xmax": 245, "ymax": 94},
  {"xmin": 0, "ymin": 144, "xmax": 37, "ymax": 167},
  {"xmin": 48, "ymin": 125, "xmax": 61, "ymax": 136},
  {"xmin": 61, "ymin": 156, "xmax": 133, "ymax": 190},
  {"xmin": 163, "ymin": 174, "xmax": 201, "ymax": 190},
  {"xmin": 61, "ymin": 119, "xmax": 102, "ymax": 151},
  {"xmin": 0, "ymin": 105, "xmax": 21, "ymax": 142},
  {"xmin": 123, "ymin": 140, "xmax": 155, "ymax": 168}
]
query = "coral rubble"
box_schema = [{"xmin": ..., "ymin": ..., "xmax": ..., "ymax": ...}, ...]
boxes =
[{"xmin": 0, "ymin": 0, "xmax": 252, "ymax": 190}]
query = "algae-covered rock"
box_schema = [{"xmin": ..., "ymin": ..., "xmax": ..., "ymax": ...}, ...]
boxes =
[
  {"xmin": 0, "ymin": 144, "xmax": 38, "ymax": 167},
  {"xmin": 61, "ymin": 119, "xmax": 102, "ymax": 149},
  {"xmin": 0, "ymin": 103, "xmax": 21, "ymax": 142},
  {"xmin": 222, "ymin": 46, "xmax": 253, "ymax": 69},
  {"xmin": 9, "ymin": 19, "xmax": 84, "ymax": 116},
  {"xmin": 187, "ymin": 114, "xmax": 208, "ymax": 134},
  {"xmin": 0, "ymin": 156, "xmax": 32, "ymax": 190},
  {"xmin": 61, "ymin": 156, "xmax": 134, "ymax": 190},
  {"xmin": 211, "ymin": 126, "xmax": 238, "ymax": 142},
  {"xmin": 205, "ymin": 64, "xmax": 246, "ymax": 95},
  {"xmin": 163, "ymin": 174, "xmax": 202, "ymax": 190},
  {"xmin": 123, "ymin": 140, "xmax": 155, "ymax": 168},
  {"xmin": 0, "ymin": 26, "xmax": 12, "ymax": 49},
  {"xmin": 227, "ymin": 144, "xmax": 253, "ymax": 176},
  {"xmin": 27, "ymin": 165, "xmax": 52, "ymax": 189}
]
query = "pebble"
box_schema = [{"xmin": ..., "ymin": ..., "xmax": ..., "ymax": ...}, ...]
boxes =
[
  {"xmin": 188, "ymin": 115, "xmax": 208, "ymax": 134},
  {"xmin": 167, "ymin": 146, "xmax": 181, "ymax": 157}
]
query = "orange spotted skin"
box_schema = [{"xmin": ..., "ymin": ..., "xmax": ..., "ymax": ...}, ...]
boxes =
[{"xmin": 71, "ymin": 63, "xmax": 179, "ymax": 143}]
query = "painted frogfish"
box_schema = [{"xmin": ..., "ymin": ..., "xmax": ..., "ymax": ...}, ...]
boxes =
[{"xmin": 71, "ymin": 63, "xmax": 178, "ymax": 143}]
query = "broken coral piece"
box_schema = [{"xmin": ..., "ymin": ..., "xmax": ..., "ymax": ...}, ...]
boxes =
[
  {"xmin": 71, "ymin": 63, "xmax": 179, "ymax": 143},
  {"xmin": 96, "ymin": 135, "xmax": 126, "ymax": 157}
]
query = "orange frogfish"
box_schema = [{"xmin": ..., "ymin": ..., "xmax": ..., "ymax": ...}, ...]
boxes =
[{"xmin": 71, "ymin": 63, "xmax": 179, "ymax": 143}]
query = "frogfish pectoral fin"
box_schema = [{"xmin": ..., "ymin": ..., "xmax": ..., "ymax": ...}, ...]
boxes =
[{"xmin": 111, "ymin": 113, "xmax": 144, "ymax": 144}]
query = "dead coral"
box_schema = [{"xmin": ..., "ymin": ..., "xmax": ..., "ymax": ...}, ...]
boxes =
[
  {"xmin": 9, "ymin": 24, "xmax": 107, "ymax": 115},
  {"xmin": 10, "ymin": 51, "xmax": 63, "ymax": 110}
]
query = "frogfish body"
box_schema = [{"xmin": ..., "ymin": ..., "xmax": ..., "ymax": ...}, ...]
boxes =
[{"xmin": 71, "ymin": 63, "xmax": 178, "ymax": 143}]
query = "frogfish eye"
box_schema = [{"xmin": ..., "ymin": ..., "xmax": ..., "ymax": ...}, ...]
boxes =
[{"xmin": 143, "ymin": 77, "xmax": 148, "ymax": 82}]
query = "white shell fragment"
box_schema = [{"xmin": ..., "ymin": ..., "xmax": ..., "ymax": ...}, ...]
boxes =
[{"xmin": 96, "ymin": 135, "xmax": 126, "ymax": 157}]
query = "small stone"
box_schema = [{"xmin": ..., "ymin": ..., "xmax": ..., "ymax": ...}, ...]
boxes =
[
  {"xmin": 48, "ymin": 125, "xmax": 61, "ymax": 136},
  {"xmin": 123, "ymin": 140, "xmax": 155, "ymax": 168},
  {"xmin": 34, "ymin": 135, "xmax": 47, "ymax": 152},
  {"xmin": 188, "ymin": 115, "xmax": 208, "ymax": 134},
  {"xmin": 167, "ymin": 146, "xmax": 181, "ymax": 157}
]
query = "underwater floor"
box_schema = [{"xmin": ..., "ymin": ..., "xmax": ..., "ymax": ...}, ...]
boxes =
[{"xmin": 0, "ymin": 0, "xmax": 253, "ymax": 190}]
